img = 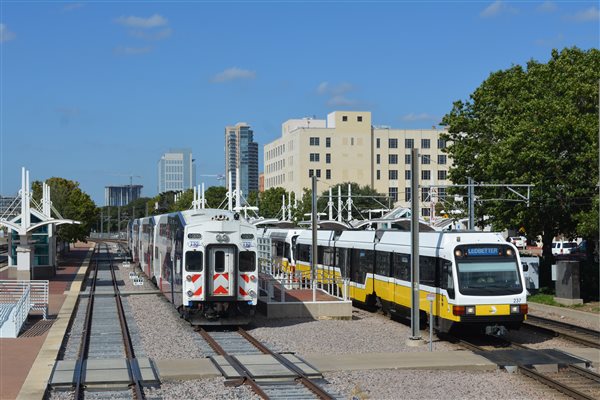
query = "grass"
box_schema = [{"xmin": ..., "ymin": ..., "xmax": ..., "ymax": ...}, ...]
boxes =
[{"xmin": 527, "ymin": 293, "xmax": 562, "ymax": 307}]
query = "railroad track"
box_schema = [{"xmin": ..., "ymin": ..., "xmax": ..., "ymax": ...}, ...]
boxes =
[
  {"xmin": 449, "ymin": 333, "xmax": 600, "ymax": 400},
  {"xmin": 198, "ymin": 327, "xmax": 337, "ymax": 400},
  {"xmin": 524, "ymin": 314, "xmax": 600, "ymax": 349},
  {"xmin": 72, "ymin": 243, "xmax": 146, "ymax": 399}
]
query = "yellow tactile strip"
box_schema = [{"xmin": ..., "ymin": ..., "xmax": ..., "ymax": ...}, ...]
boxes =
[{"xmin": 17, "ymin": 244, "xmax": 94, "ymax": 400}]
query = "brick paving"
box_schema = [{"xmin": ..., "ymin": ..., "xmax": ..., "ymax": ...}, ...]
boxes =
[{"xmin": 0, "ymin": 243, "xmax": 93, "ymax": 400}]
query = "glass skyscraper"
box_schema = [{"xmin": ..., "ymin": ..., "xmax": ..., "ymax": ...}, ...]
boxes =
[
  {"xmin": 157, "ymin": 148, "xmax": 196, "ymax": 193},
  {"xmin": 225, "ymin": 123, "xmax": 259, "ymax": 199}
]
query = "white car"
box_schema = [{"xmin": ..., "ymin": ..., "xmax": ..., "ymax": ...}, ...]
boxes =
[
  {"xmin": 509, "ymin": 236, "xmax": 527, "ymax": 249},
  {"xmin": 551, "ymin": 241, "xmax": 577, "ymax": 255}
]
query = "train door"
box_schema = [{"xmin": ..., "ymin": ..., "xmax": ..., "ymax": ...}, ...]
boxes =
[{"xmin": 206, "ymin": 246, "xmax": 236, "ymax": 298}]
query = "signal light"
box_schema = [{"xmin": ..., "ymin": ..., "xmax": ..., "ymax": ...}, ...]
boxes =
[
  {"xmin": 250, "ymin": 275, "xmax": 257, "ymax": 282},
  {"xmin": 452, "ymin": 305, "xmax": 466, "ymax": 316},
  {"xmin": 520, "ymin": 304, "xmax": 528, "ymax": 314},
  {"xmin": 186, "ymin": 275, "xmax": 192, "ymax": 282}
]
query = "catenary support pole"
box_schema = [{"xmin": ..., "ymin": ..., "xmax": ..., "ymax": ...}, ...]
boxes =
[
  {"xmin": 410, "ymin": 147, "xmax": 421, "ymax": 341},
  {"xmin": 311, "ymin": 175, "xmax": 317, "ymax": 303},
  {"xmin": 468, "ymin": 177, "xmax": 474, "ymax": 230}
]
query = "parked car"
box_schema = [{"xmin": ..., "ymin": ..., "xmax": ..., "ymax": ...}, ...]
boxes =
[
  {"xmin": 509, "ymin": 236, "xmax": 527, "ymax": 249},
  {"xmin": 551, "ymin": 241, "xmax": 577, "ymax": 255}
]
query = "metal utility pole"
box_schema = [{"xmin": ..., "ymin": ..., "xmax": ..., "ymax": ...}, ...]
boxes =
[
  {"xmin": 118, "ymin": 206, "xmax": 121, "ymax": 236},
  {"xmin": 100, "ymin": 209, "xmax": 104, "ymax": 234},
  {"xmin": 468, "ymin": 177, "xmax": 474, "ymax": 230},
  {"xmin": 410, "ymin": 147, "xmax": 421, "ymax": 340},
  {"xmin": 311, "ymin": 175, "xmax": 318, "ymax": 303}
]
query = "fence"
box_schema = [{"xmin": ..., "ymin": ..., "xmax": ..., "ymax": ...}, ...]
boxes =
[{"xmin": 0, "ymin": 280, "xmax": 49, "ymax": 320}]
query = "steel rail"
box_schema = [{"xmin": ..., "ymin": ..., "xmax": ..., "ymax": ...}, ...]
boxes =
[
  {"xmin": 238, "ymin": 328, "xmax": 335, "ymax": 400},
  {"xmin": 198, "ymin": 328, "xmax": 270, "ymax": 399},
  {"xmin": 107, "ymin": 243, "xmax": 146, "ymax": 400},
  {"xmin": 525, "ymin": 315, "xmax": 600, "ymax": 349},
  {"xmin": 518, "ymin": 365, "xmax": 597, "ymax": 400},
  {"xmin": 73, "ymin": 244, "xmax": 99, "ymax": 400}
]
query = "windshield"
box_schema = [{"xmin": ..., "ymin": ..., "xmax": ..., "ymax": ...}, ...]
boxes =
[
  {"xmin": 564, "ymin": 243, "xmax": 577, "ymax": 249},
  {"xmin": 457, "ymin": 260, "xmax": 522, "ymax": 296}
]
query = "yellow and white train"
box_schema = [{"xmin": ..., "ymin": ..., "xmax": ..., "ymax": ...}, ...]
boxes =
[{"xmin": 292, "ymin": 229, "xmax": 527, "ymax": 334}]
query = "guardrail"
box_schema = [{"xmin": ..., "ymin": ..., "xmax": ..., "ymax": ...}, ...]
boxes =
[{"xmin": 0, "ymin": 280, "xmax": 49, "ymax": 319}]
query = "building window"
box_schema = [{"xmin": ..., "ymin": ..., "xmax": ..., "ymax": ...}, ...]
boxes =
[
  {"xmin": 438, "ymin": 139, "xmax": 446, "ymax": 149},
  {"xmin": 405, "ymin": 187, "xmax": 411, "ymax": 202},
  {"xmin": 389, "ymin": 170, "xmax": 398, "ymax": 180},
  {"xmin": 326, "ymin": 137, "xmax": 331, "ymax": 148},
  {"xmin": 310, "ymin": 153, "xmax": 320, "ymax": 162},
  {"xmin": 351, "ymin": 137, "xmax": 354, "ymax": 146},
  {"xmin": 438, "ymin": 155, "xmax": 447, "ymax": 165},
  {"xmin": 389, "ymin": 138, "xmax": 398, "ymax": 149},
  {"xmin": 310, "ymin": 137, "xmax": 320, "ymax": 146},
  {"xmin": 376, "ymin": 138, "xmax": 380, "ymax": 148},
  {"xmin": 389, "ymin": 187, "xmax": 398, "ymax": 202},
  {"xmin": 326, "ymin": 169, "xmax": 331, "ymax": 179},
  {"xmin": 376, "ymin": 154, "xmax": 381, "ymax": 164},
  {"xmin": 405, "ymin": 154, "xmax": 411, "ymax": 164},
  {"xmin": 421, "ymin": 139, "xmax": 431, "ymax": 149},
  {"xmin": 421, "ymin": 187, "xmax": 430, "ymax": 201},
  {"xmin": 405, "ymin": 170, "xmax": 411, "ymax": 180},
  {"xmin": 405, "ymin": 138, "xmax": 414, "ymax": 148},
  {"xmin": 342, "ymin": 115, "xmax": 348, "ymax": 122},
  {"xmin": 422, "ymin": 170, "xmax": 431, "ymax": 180},
  {"xmin": 438, "ymin": 170, "xmax": 447, "ymax": 180},
  {"xmin": 422, "ymin": 155, "xmax": 430, "ymax": 164},
  {"xmin": 377, "ymin": 170, "xmax": 381, "ymax": 180},
  {"xmin": 438, "ymin": 188, "xmax": 446, "ymax": 200},
  {"xmin": 422, "ymin": 208, "xmax": 431, "ymax": 217},
  {"xmin": 389, "ymin": 154, "xmax": 398, "ymax": 164},
  {"xmin": 316, "ymin": 169, "xmax": 321, "ymax": 178},
  {"xmin": 309, "ymin": 169, "xmax": 314, "ymax": 177},
  {"xmin": 326, "ymin": 153, "xmax": 331, "ymax": 164}
]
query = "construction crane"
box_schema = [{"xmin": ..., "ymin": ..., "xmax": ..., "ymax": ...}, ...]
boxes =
[
  {"xmin": 108, "ymin": 173, "xmax": 142, "ymax": 204},
  {"xmin": 199, "ymin": 174, "xmax": 225, "ymax": 186}
]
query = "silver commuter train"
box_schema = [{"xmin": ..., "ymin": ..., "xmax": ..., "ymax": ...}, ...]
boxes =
[{"xmin": 128, "ymin": 209, "xmax": 259, "ymax": 324}]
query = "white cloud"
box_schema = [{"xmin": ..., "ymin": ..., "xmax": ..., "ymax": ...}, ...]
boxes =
[
  {"xmin": 536, "ymin": 1, "xmax": 557, "ymax": 13},
  {"xmin": 63, "ymin": 3, "xmax": 84, "ymax": 12},
  {"xmin": 115, "ymin": 14, "xmax": 168, "ymax": 29},
  {"xmin": 316, "ymin": 81, "xmax": 358, "ymax": 107},
  {"xmin": 327, "ymin": 95, "xmax": 358, "ymax": 107},
  {"xmin": 400, "ymin": 113, "xmax": 439, "ymax": 122},
  {"xmin": 0, "ymin": 23, "xmax": 16, "ymax": 43},
  {"xmin": 480, "ymin": 1, "xmax": 517, "ymax": 18},
  {"xmin": 317, "ymin": 82, "xmax": 329, "ymax": 95},
  {"xmin": 211, "ymin": 67, "xmax": 256, "ymax": 83},
  {"xmin": 129, "ymin": 28, "xmax": 172, "ymax": 40},
  {"xmin": 566, "ymin": 6, "xmax": 600, "ymax": 22},
  {"xmin": 113, "ymin": 46, "xmax": 153, "ymax": 55}
]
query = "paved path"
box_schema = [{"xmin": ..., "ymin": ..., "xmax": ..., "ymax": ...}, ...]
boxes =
[{"xmin": 0, "ymin": 243, "xmax": 93, "ymax": 400}]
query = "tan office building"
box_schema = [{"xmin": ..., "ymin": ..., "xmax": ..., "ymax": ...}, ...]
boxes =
[{"xmin": 263, "ymin": 111, "xmax": 450, "ymax": 217}]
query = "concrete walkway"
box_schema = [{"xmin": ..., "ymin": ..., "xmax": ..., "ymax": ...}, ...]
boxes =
[{"xmin": 528, "ymin": 302, "xmax": 600, "ymax": 330}]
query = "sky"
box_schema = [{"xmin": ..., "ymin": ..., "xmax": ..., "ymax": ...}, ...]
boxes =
[{"xmin": 1, "ymin": 1, "xmax": 598, "ymax": 205}]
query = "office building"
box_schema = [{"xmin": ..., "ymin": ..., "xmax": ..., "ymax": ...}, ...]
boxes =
[
  {"xmin": 104, "ymin": 185, "xmax": 143, "ymax": 207},
  {"xmin": 158, "ymin": 148, "xmax": 196, "ymax": 193},
  {"xmin": 263, "ymin": 111, "xmax": 450, "ymax": 217},
  {"xmin": 225, "ymin": 123, "xmax": 259, "ymax": 198}
]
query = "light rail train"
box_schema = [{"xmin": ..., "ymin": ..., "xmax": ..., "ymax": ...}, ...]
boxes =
[
  {"xmin": 292, "ymin": 229, "xmax": 527, "ymax": 334},
  {"xmin": 128, "ymin": 209, "xmax": 259, "ymax": 325}
]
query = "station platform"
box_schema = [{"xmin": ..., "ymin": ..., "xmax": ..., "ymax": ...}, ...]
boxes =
[
  {"xmin": 0, "ymin": 243, "xmax": 94, "ymax": 400},
  {"xmin": 257, "ymin": 286, "xmax": 352, "ymax": 320}
]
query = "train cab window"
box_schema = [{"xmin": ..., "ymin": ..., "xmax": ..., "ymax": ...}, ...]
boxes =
[
  {"xmin": 239, "ymin": 251, "xmax": 256, "ymax": 272},
  {"xmin": 214, "ymin": 251, "xmax": 225, "ymax": 273},
  {"xmin": 420, "ymin": 256, "xmax": 436, "ymax": 286},
  {"xmin": 393, "ymin": 253, "xmax": 410, "ymax": 281},
  {"xmin": 185, "ymin": 251, "xmax": 203, "ymax": 272},
  {"xmin": 284, "ymin": 243, "xmax": 291, "ymax": 261},
  {"xmin": 440, "ymin": 260, "xmax": 454, "ymax": 299},
  {"xmin": 376, "ymin": 252, "xmax": 391, "ymax": 277}
]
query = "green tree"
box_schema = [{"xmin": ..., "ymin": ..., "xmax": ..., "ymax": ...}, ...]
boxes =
[
  {"xmin": 259, "ymin": 187, "xmax": 288, "ymax": 218},
  {"xmin": 204, "ymin": 186, "xmax": 228, "ymax": 209},
  {"xmin": 32, "ymin": 178, "xmax": 98, "ymax": 243},
  {"xmin": 172, "ymin": 189, "xmax": 194, "ymax": 211},
  {"xmin": 441, "ymin": 47, "xmax": 600, "ymax": 287}
]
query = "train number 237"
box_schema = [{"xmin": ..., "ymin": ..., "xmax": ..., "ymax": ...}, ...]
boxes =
[{"xmin": 513, "ymin": 298, "xmax": 522, "ymax": 303}]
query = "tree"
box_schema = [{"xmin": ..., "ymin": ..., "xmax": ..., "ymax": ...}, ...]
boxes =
[
  {"xmin": 259, "ymin": 187, "xmax": 288, "ymax": 218},
  {"xmin": 32, "ymin": 177, "xmax": 98, "ymax": 243},
  {"xmin": 441, "ymin": 47, "xmax": 600, "ymax": 287},
  {"xmin": 204, "ymin": 186, "xmax": 227, "ymax": 209},
  {"xmin": 172, "ymin": 189, "xmax": 194, "ymax": 212}
]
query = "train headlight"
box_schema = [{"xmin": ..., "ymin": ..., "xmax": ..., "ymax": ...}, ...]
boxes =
[
  {"xmin": 187, "ymin": 290, "xmax": 194, "ymax": 297},
  {"xmin": 465, "ymin": 306, "xmax": 476, "ymax": 315},
  {"xmin": 186, "ymin": 275, "xmax": 192, "ymax": 282},
  {"xmin": 216, "ymin": 234, "xmax": 223, "ymax": 242},
  {"xmin": 506, "ymin": 248, "xmax": 514, "ymax": 256},
  {"xmin": 221, "ymin": 234, "xmax": 230, "ymax": 243},
  {"xmin": 248, "ymin": 290, "xmax": 256, "ymax": 298},
  {"xmin": 510, "ymin": 305, "xmax": 520, "ymax": 314},
  {"xmin": 250, "ymin": 275, "xmax": 257, "ymax": 282},
  {"xmin": 454, "ymin": 249, "xmax": 463, "ymax": 257}
]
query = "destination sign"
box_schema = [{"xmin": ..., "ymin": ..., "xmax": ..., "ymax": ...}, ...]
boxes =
[
  {"xmin": 466, "ymin": 247, "xmax": 499, "ymax": 256},
  {"xmin": 188, "ymin": 233, "xmax": 202, "ymax": 239}
]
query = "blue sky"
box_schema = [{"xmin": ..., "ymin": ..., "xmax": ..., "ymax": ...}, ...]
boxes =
[{"xmin": 1, "ymin": 1, "xmax": 598, "ymax": 205}]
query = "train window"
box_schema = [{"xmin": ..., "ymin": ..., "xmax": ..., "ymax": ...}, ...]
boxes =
[
  {"xmin": 155, "ymin": 246, "xmax": 158, "ymax": 258},
  {"xmin": 296, "ymin": 244, "xmax": 311, "ymax": 263},
  {"xmin": 275, "ymin": 241, "xmax": 285, "ymax": 257},
  {"xmin": 420, "ymin": 256, "xmax": 436, "ymax": 286},
  {"xmin": 214, "ymin": 251, "xmax": 225, "ymax": 273},
  {"xmin": 393, "ymin": 253, "xmax": 410, "ymax": 281},
  {"xmin": 351, "ymin": 249, "xmax": 373, "ymax": 284},
  {"xmin": 336, "ymin": 248, "xmax": 350, "ymax": 278},
  {"xmin": 440, "ymin": 260, "xmax": 455, "ymax": 299},
  {"xmin": 322, "ymin": 247, "xmax": 335, "ymax": 266},
  {"xmin": 185, "ymin": 251, "xmax": 203, "ymax": 272},
  {"xmin": 239, "ymin": 252, "xmax": 256, "ymax": 272},
  {"xmin": 376, "ymin": 251, "xmax": 391, "ymax": 277},
  {"xmin": 284, "ymin": 243, "xmax": 291, "ymax": 261},
  {"xmin": 317, "ymin": 246, "xmax": 325, "ymax": 264}
]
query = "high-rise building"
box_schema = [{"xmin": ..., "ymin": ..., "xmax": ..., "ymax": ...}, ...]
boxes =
[
  {"xmin": 104, "ymin": 185, "xmax": 143, "ymax": 207},
  {"xmin": 158, "ymin": 148, "xmax": 196, "ymax": 193},
  {"xmin": 263, "ymin": 111, "xmax": 450, "ymax": 217},
  {"xmin": 225, "ymin": 123, "xmax": 259, "ymax": 198}
]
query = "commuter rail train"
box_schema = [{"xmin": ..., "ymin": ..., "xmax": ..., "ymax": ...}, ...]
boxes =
[
  {"xmin": 294, "ymin": 230, "xmax": 527, "ymax": 334},
  {"xmin": 257, "ymin": 228, "xmax": 303, "ymax": 274},
  {"xmin": 128, "ymin": 209, "xmax": 259, "ymax": 325}
]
